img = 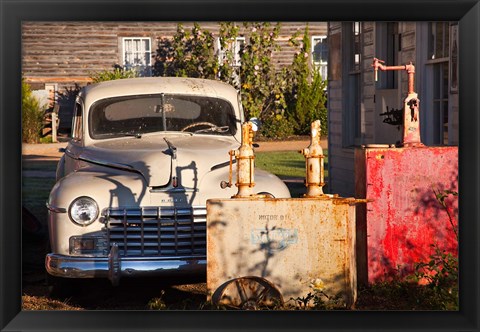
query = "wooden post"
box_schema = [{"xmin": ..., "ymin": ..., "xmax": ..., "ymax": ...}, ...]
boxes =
[{"xmin": 51, "ymin": 112, "xmax": 57, "ymax": 142}]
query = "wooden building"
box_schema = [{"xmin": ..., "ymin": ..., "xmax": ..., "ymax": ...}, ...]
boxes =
[
  {"xmin": 327, "ymin": 22, "xmax": 459, "ymax": 196},
  {"xmin": 22, "ymin": 21, "xmax": 327, "ymax": 132}
]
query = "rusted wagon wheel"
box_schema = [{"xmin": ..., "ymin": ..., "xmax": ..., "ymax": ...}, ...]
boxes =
[{"xmin": 212, "ymin": 276, "xmax": 284, "ymax": 310}]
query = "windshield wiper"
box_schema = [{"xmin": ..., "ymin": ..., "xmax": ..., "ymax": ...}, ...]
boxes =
[
  {"xmin": 120, "ymin": 132, "xmax": 142, "ymax": 139},
  {"xmin": 195, "ymin": 125, "xmax": 230, "ymax": 134}
]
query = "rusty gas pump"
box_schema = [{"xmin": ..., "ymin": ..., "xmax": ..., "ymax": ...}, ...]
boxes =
[
  {"xmin": 225, "ymin": 121, "xmax": 256, "ymax": 198},
  {"xmin": 299, "ymin": 120, "xmax": 325, "ymax": 197},
  {"xmin": 372, "ymin": 58, "xmax": 423, "ymax": 147}
]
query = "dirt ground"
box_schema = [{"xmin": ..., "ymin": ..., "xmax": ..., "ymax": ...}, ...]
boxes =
[{"xmin": 22, "ymin": 142, "xmax": 68, "ymax": 160}]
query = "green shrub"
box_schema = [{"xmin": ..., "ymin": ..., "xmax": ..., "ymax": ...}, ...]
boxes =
[
  {"xmin": 22, "ymin": 80, "xmax": 44, "ymax": 143},
  {"xmin": 285, "ymin": 25, "xmax": 328, "ymax": 135},
  {"xmin": 89, "ymin": 66, "xmax": 138, "ymax": 83},
  {"xmin": 259, "ymin": 111, "xmax": 294, "ymax": 139},
  {"xmin": 160, "ymin": 23, "xmax": 219, "ymax": 79},
  {"xmin": 294, "ymin": 69, "xmax": 328, "ymax": 135},
  {"xmin": 39, "ymin": 136, "xmax": 53, "ymax": 144},
  {"xmin": 410, "ymin": 245, "xmax": 458, "ymax": 310}
]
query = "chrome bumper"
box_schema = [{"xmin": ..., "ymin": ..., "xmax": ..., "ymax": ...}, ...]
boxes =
[{"xmin": 45, "ymin": 251, "xmax": 206, "ymax": 285}]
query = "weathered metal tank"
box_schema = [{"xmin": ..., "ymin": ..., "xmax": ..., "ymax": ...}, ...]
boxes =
[
  {"xmin": 354, "ymin": 59, "xmax": 458, "ymax": 285},
  {"xmin": 207, "ymin": 120, "xmax": 365, "ymax": 309}
]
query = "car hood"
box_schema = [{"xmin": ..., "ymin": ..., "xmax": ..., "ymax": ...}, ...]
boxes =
[{"xmin": 79, "ymin": 134, "xmax": 239, "ymax": 187}]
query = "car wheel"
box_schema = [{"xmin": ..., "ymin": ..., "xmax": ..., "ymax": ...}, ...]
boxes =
[
  {"xmin": 46, "ymin": 273, "xmax": 84, "ymax": 299},
  {"xmin": 45, "ymin": 243, "xmax": 84, "ymax": 299}
]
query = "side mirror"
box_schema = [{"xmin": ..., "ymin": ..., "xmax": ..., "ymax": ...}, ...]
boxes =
[{"xmin": 248, "ymin": 117, "xmax": 261, "ymax": 132}]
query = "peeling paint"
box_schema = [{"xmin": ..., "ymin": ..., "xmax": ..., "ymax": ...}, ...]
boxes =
[{"xmin": 356, "ymin": 146, "xmax": 458, "ymax": 284}]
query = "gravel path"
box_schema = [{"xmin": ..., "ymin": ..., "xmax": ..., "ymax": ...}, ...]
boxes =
[{"xmin": 22, "ymin": 142, "xmax": 67, "ymax": 160}]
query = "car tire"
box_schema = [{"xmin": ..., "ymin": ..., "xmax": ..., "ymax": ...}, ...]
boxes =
[
  {"xmin": 45, "ymin": 243, "xmax": 84, "ymax": 299},
  {"xmin": 46, "ymin": 273, "xmax": 84, "ymax": 299}
]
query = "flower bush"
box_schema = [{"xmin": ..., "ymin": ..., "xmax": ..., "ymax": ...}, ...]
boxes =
[
  {"xmin": 158, "ymin": 23, "xmax": 219, "ymax": 80},
  {"xmin": 237, "ymin": 22, "xmax": 285, "ymax": 120},
  {"xmin": 290, "ymin": 278, "xmax": 344, "ymax": 310}
]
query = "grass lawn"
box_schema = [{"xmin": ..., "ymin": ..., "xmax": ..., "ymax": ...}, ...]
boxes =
[
  {"xmin": 255, "ymin": 150, "xmax": 328, "ymax": 197},
  {"xmin": 22, "ymin": 160, "xmax": 57, "ymax": 224}
]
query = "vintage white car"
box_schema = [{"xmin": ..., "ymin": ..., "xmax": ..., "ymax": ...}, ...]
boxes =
[{"xmin": 45, "ymin": 77, "xmax": 290, "ymax": 288}]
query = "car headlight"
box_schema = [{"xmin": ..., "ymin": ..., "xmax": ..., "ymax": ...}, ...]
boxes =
[{"xmin": 68, "ymin": 196, "xmax": 99, "ymax": 226}]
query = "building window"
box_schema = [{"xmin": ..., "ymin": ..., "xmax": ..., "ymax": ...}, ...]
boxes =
[
  {"xmin": 428, "ymin": 22, "xmax": 449, "ymax": 60},
  {"xmin": 312, "ymin": 36, "xmax": 328, "ymax": 80},
  {"xmin": 233, "ymin": 37, "xmax": 245, "ymax": 67},
  {"xmin": 352, "ymin": 22, "xmax": 362, "ymax": 71},
  {"xmin": 216, "ymin": 36, "xmax": 245, "ymax": 87},
  {"xmin": 432, "ymin": 62, "xmax": 449, "ymax": 145},
  {"xmin": 376, "ymin": 22, "xmax": 399, "ymax": 89},
  {"xmin": 123, "ymin": 37, "xmax": 152, "ymax": 76},
  {"xmin": 217, "ymin": 37, "xmax": 245, "ymax": 67},
  {"xmin": 427, "ymin": 22, "xmax": 450, "ymax": 145}
]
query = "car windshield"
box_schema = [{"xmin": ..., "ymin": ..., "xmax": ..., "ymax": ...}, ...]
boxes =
[{"xmin": 89, "ymin": 94, "xmax": 238, "ymax": 139}]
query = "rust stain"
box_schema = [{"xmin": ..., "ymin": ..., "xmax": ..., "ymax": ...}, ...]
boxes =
[{"xmin": 206, "ymin": 198, "xmax": 357, "ymax": 308}]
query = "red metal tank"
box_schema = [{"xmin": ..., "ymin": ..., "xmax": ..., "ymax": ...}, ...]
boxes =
[{"xmin": 355, "ymin": 146, "xmax": 458, "ymax": 284}]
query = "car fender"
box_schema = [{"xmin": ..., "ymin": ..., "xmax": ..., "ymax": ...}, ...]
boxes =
[
  {"xmin": 55, "ymin": 155, "xmax": 66, "ymax": 181},
  {"xmin": 49, "ymin": 165, "xmax": 148, "ymax": 212},
  {"xmin": 47, "ymin": 165, "xmax": 147, "ymax": 254},
  {"xmin": 197, "ymin": 166, "xmax": 291, "ymax": 203}
]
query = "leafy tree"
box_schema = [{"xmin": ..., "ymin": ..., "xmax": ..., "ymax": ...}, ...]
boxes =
[
  {"xmin": 162, "ymin": 23, "xmax": 219, "ymax": 79},
  {"xmin": 238, "ymin": 22, "xmax": 286, "ymax": 120}
]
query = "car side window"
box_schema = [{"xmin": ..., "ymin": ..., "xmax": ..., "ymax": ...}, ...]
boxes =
[{"xmin": 72, "ymin": 101, "xmax": 83, "ymax": 141}]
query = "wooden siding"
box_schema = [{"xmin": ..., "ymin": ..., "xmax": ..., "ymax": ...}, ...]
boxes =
[
  {"xmin": 327, "ymin": 22, "xmax": 425, "ymax": 196},
  {"xmin": 22, "ymin": 21, "xmax": 327, "ymax": 81},
  {"xmin": 326, "ymin": 22, "xmax": 357, "ymax": 197},
  {"xmin": 22, "ymin": 21, "xmax": 326, "ymax": 131},
  {"xmin": 362, "ymin": 22, "xmax": 375, "ymax": 143}
]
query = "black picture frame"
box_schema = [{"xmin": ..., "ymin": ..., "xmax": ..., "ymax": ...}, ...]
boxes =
[{"xmin": 1, "ymin": 0, "xmax": 479, "ymax": 331}]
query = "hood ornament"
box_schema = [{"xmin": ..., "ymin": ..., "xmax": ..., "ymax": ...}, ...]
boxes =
[{"xmin": 164, "ymin": 138, "xmax": 179, "ymax": 188}]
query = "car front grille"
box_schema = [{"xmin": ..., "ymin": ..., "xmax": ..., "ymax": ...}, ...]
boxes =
[{"xmin": 104, "ymin": 206, "xmax": 206, "ymax": 257}]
